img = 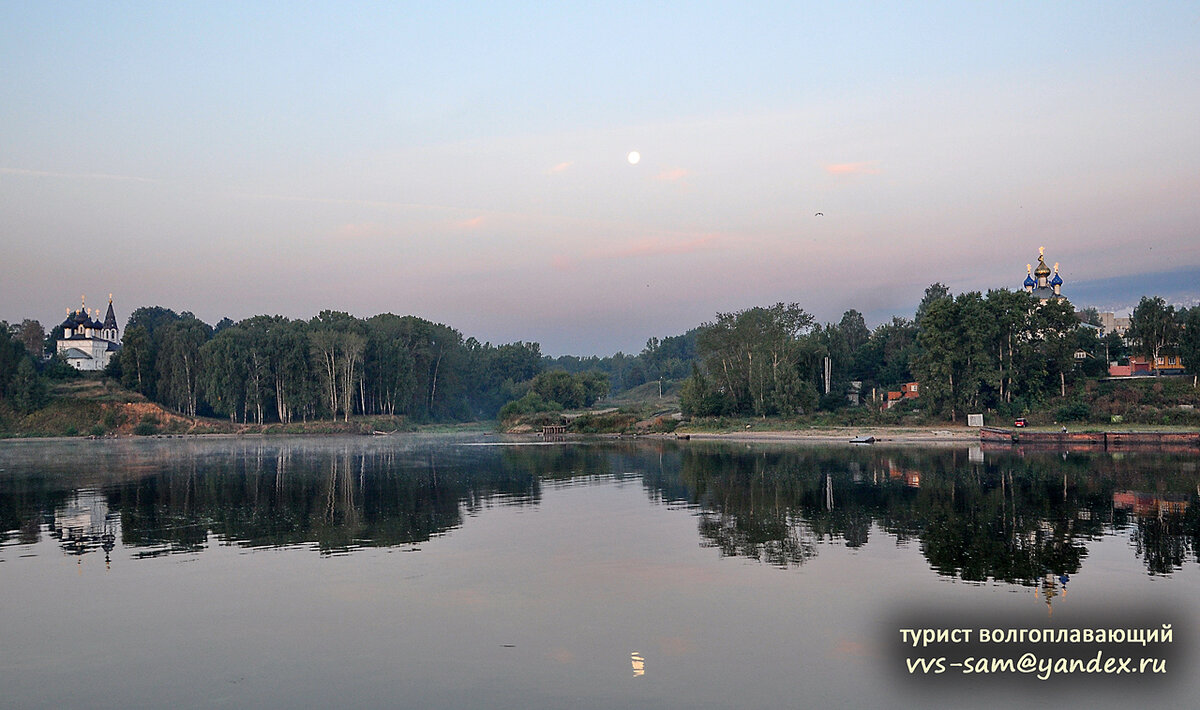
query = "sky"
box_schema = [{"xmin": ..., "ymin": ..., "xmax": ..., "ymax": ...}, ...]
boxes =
[{"xmin": 3, "ymin": 2, "xmax": 1198, "ymax": 355}]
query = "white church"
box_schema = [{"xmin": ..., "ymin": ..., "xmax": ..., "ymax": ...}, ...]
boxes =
[{"xmin": 56, "ymin": 296, "xmax": 121, "ymax": 371}]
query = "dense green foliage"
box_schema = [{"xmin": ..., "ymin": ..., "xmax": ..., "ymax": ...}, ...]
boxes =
[
  {"xmin": 1129, "ymin": 296, "xmax": 1177, "ymax": 364},
  {"xmin": 4, "ymin": 288, "xmax": 1199, "ymax": 430},
  {"xmin": 682, "ymin": 303, "xmax": 820, "ymax": 416},
  {"xmin": 911, "ymin": 288, "xmax": 1081, "ymax": 420},
  {"xmin": 1180, "ymin": 308, "xmax": 1200, "ymax": 384},
  {"xmin": 0, "ymin": 322, "xmax": 56, "ymax": 421},
  {"xmin": 105, "ymin": 308, "xmax": 549, "ymax": 423},
  {"xmin": 681, "ymin": 303, "xmax": 915, "ymax": 417},
  {"xmin": 543, "ymin": 330, "xmax": 697, "ymax": 392},
  {"xmin": 680, "ymin": 289, "xmax": 1199, "ymax": 421}
]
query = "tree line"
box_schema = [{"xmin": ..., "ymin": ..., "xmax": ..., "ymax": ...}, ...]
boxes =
[
  {"xmin": 680, "ymin": 302, "xmax": 916, "ymax": 417},
  {"xmin": 110, "ymin": 307, "xmax": 558, "ymax": 423},
  {"xmin": 3, "ymin": 287, "xmax": 1199, "ymax": 426},
  {"xmin": 0, "ymin": 322, "xmax": 49, "ymax": 415},
  {"xmin": 543, "ymin": 330, "xmax": 698, "ymax": 393},
  {"xmin": 679, "ymin": 289, "xmax": 1200, "ymax": 420}
]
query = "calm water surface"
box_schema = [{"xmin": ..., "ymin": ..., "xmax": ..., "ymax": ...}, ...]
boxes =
[{"xmin": 1, "ymin": 435, "xmax": 1198, "ymax": 709}]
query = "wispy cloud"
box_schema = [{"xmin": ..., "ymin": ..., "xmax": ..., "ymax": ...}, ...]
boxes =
[
  {"xmin": 655, "ymin": 167, "xmax": 690, "ymax": 182},
  {"xmin": 0, "ymin": 166, "xmax": 158, "ymax": 183},
  {"xmin": 829, "ymin": 638, "xmax": 875, "ymax": 659},
  {"xmin": 550, "ymin": 254, "xmax": 576, "ymax": 272},
  {"xmin": 594, "ymin": 233, "xmax": 721, "ymax": 260},
  {"xmin": 547, "ymin": 161, "xmax": 574, "ymax": 174},
  {"xmin": 548, "ymin": 233, "xmax": 725, "ymax": 272},
  {"xmin": 655, "ymin": 636, "xmax": 697, "ymax": 656},
  {"xmin": 238, "ymin": 191, "xmax": 537, "ymax": 227},
  {"xmin": 238, "ymin": 191, "xmax": 447, "ymax": 211},
  {"xmin": 546, "ymin": 647, "xmax": 575, "ymax": 664},
  {"xmin": 334, "ymin": 222, "xmax": 386, "ymax": 241},
  {"xmin": 824, "ymin": 161, "xmax": 881, "ymax": 176}
]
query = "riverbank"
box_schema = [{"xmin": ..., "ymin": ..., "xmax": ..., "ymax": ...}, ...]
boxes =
[{"xmin": 671, "ymin": 426, "xmax": 978, "ymax": 444}]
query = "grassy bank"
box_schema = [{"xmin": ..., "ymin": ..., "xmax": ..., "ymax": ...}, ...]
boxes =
[
  {"xmin": 499, "ymin": 376, "xmax": 1200, "ymax": 437},
  {"xmin": 0, "ymin": 379, "xmax": 215, "ymax": 438},
  {"xmin": 0, "ymin": 376, "xmax": 426, "ymax": 438},
  {"xmin": 6, "ymin": 373, "xmax": 1197, "ymax": 440}
]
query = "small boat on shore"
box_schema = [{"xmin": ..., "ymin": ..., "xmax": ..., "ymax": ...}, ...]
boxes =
[{"xmin": 849, "ymin": 435, "xmax": 875, "ymax": 444}]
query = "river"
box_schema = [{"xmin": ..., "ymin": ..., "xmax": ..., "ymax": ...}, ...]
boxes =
[{"xmin": 1, "ymin": 435, "xmax": 1197, "ymax": 709}]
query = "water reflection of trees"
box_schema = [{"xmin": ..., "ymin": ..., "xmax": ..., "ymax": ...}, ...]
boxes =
[
  {"xmin": 106, "ymin": 445, "xmax": 556, "ymax": 554},
  {"xmin": 0, "ymin": 442, "xmax": 645, "ymax": 556},
  {"xmin": 664, "ymin": 445, "xmax": 1200, "ymax": 582},
  {"xmin": 1, "ymin": 440, "xmax": 1198, "ymax": 582},
  {"xmin": 1, "ymin": 443, "xmax": 552, "ymax": 556}
]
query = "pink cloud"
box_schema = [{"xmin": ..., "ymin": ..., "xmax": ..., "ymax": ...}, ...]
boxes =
[
  {"xmin": 547, "ymin": 161, "xmax": 574, "ymax": 174},
  {"xmin": 655, "ymin": 636, "xmax": 697, "ymax": 656},
  {"xmin": 601, "ymin": 233, "xmax": 720, "ymax": 259},
  {"xmin": 546, "ymin": 648, "xmax": 575, "ymax": 664},
  {"xmin": 824, "ymin": 161, "xmax": 881, "ymax": 176},
  {"xmin": 655, "ymin": 167, "xmax": 690, "ymax": 182},
  {"xmin": 548, "ymin": 233, "xmax": 722, "ymax": 274},
  {"xmin": 335, "ymin": 222, "xmax": 383, "ymax": 240},
  {"xmin": 457, "ymin": 216, "xmax": 485, "ymax": 229},
  {"xmin": 551, "ymin": 254, "xmax": 576, "ymax": 272},
  {"xmin": 829, "ymin": 638, "xmax": 875, "ymax": 659}
]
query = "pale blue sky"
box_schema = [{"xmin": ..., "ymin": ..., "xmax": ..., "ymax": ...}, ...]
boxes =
[{"xmin": 3, "ymin": 2, "xmax": 1198, "ymax": 354}]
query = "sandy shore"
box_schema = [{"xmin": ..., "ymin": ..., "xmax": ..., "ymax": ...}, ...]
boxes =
[
  {"xmin": 3, "ymin": 426, "xmax": 981, "ymax": 446},
  {"xmin": 674, "ymin": 426, "xmax": 979, "ymax": 445}
]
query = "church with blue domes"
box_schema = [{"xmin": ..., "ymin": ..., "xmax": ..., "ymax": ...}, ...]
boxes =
[{"xmin": 1023, "ymin": 247, "xmax": 1066, "ymax": 303}]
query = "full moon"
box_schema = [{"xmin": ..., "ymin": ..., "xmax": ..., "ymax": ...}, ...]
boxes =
[{"xmin": 627, "ymin": 151, "xmax": 640, "ymax": 165}]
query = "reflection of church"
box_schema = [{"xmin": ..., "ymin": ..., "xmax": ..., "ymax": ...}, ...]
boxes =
[
  {"xmin": 51, "ymin": 491, "xmax": 118, "ymax": 568},
  {"xmin": 1113, "ymin": 491, "xmax": 1189, "ymax": 517},
  {"xmin": 56, "ymin": 295, "xmax": 121, "ymax": 371},
  {"xmin": 1035, "ymin": 572, "xmax": 1070, "ymax": 616},
  {"xmin": 1022, "ymin": 247, "xmax": 1066, "ymax": 303},
  {"xmin": 885, "ymin": 459, "xmax": 921, "ymax": 487}
]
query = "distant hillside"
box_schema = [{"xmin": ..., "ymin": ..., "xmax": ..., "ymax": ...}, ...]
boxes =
[{"xmin": 604, "ymin": 379, "xmax": 682, "ymax": 410}]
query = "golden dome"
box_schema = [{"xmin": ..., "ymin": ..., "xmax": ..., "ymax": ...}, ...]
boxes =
[{"xmin": 1034, "ymin": 247, "xmax": 1051, "ymax": 277}]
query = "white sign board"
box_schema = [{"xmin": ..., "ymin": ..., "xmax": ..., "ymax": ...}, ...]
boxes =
[{"xmin": 967, "ymin": 414, "xmax": 984, "ymax": 427}]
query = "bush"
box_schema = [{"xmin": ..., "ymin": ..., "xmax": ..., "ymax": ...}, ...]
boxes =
[
  {"xmin": 134, "ymin": 414, "xmax": 159, "ymax": 436},
  {"xmin": 498, "ymin": 392, "xmax": 562, "ymax": 420},
  {"xmin": 818, "ymin": 391, "xmax": 848, "ymax": 412},
  {"xmin": 41, "ymin": 354, "xmax": 80, "ymax": 381},
  {"xmin": 527, "ymin": 370, "xmax": 608, "ymax": 410},
  {"xmin": 1056, "ymin": 401, "xmax": 1091, "ymax": 422}
]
